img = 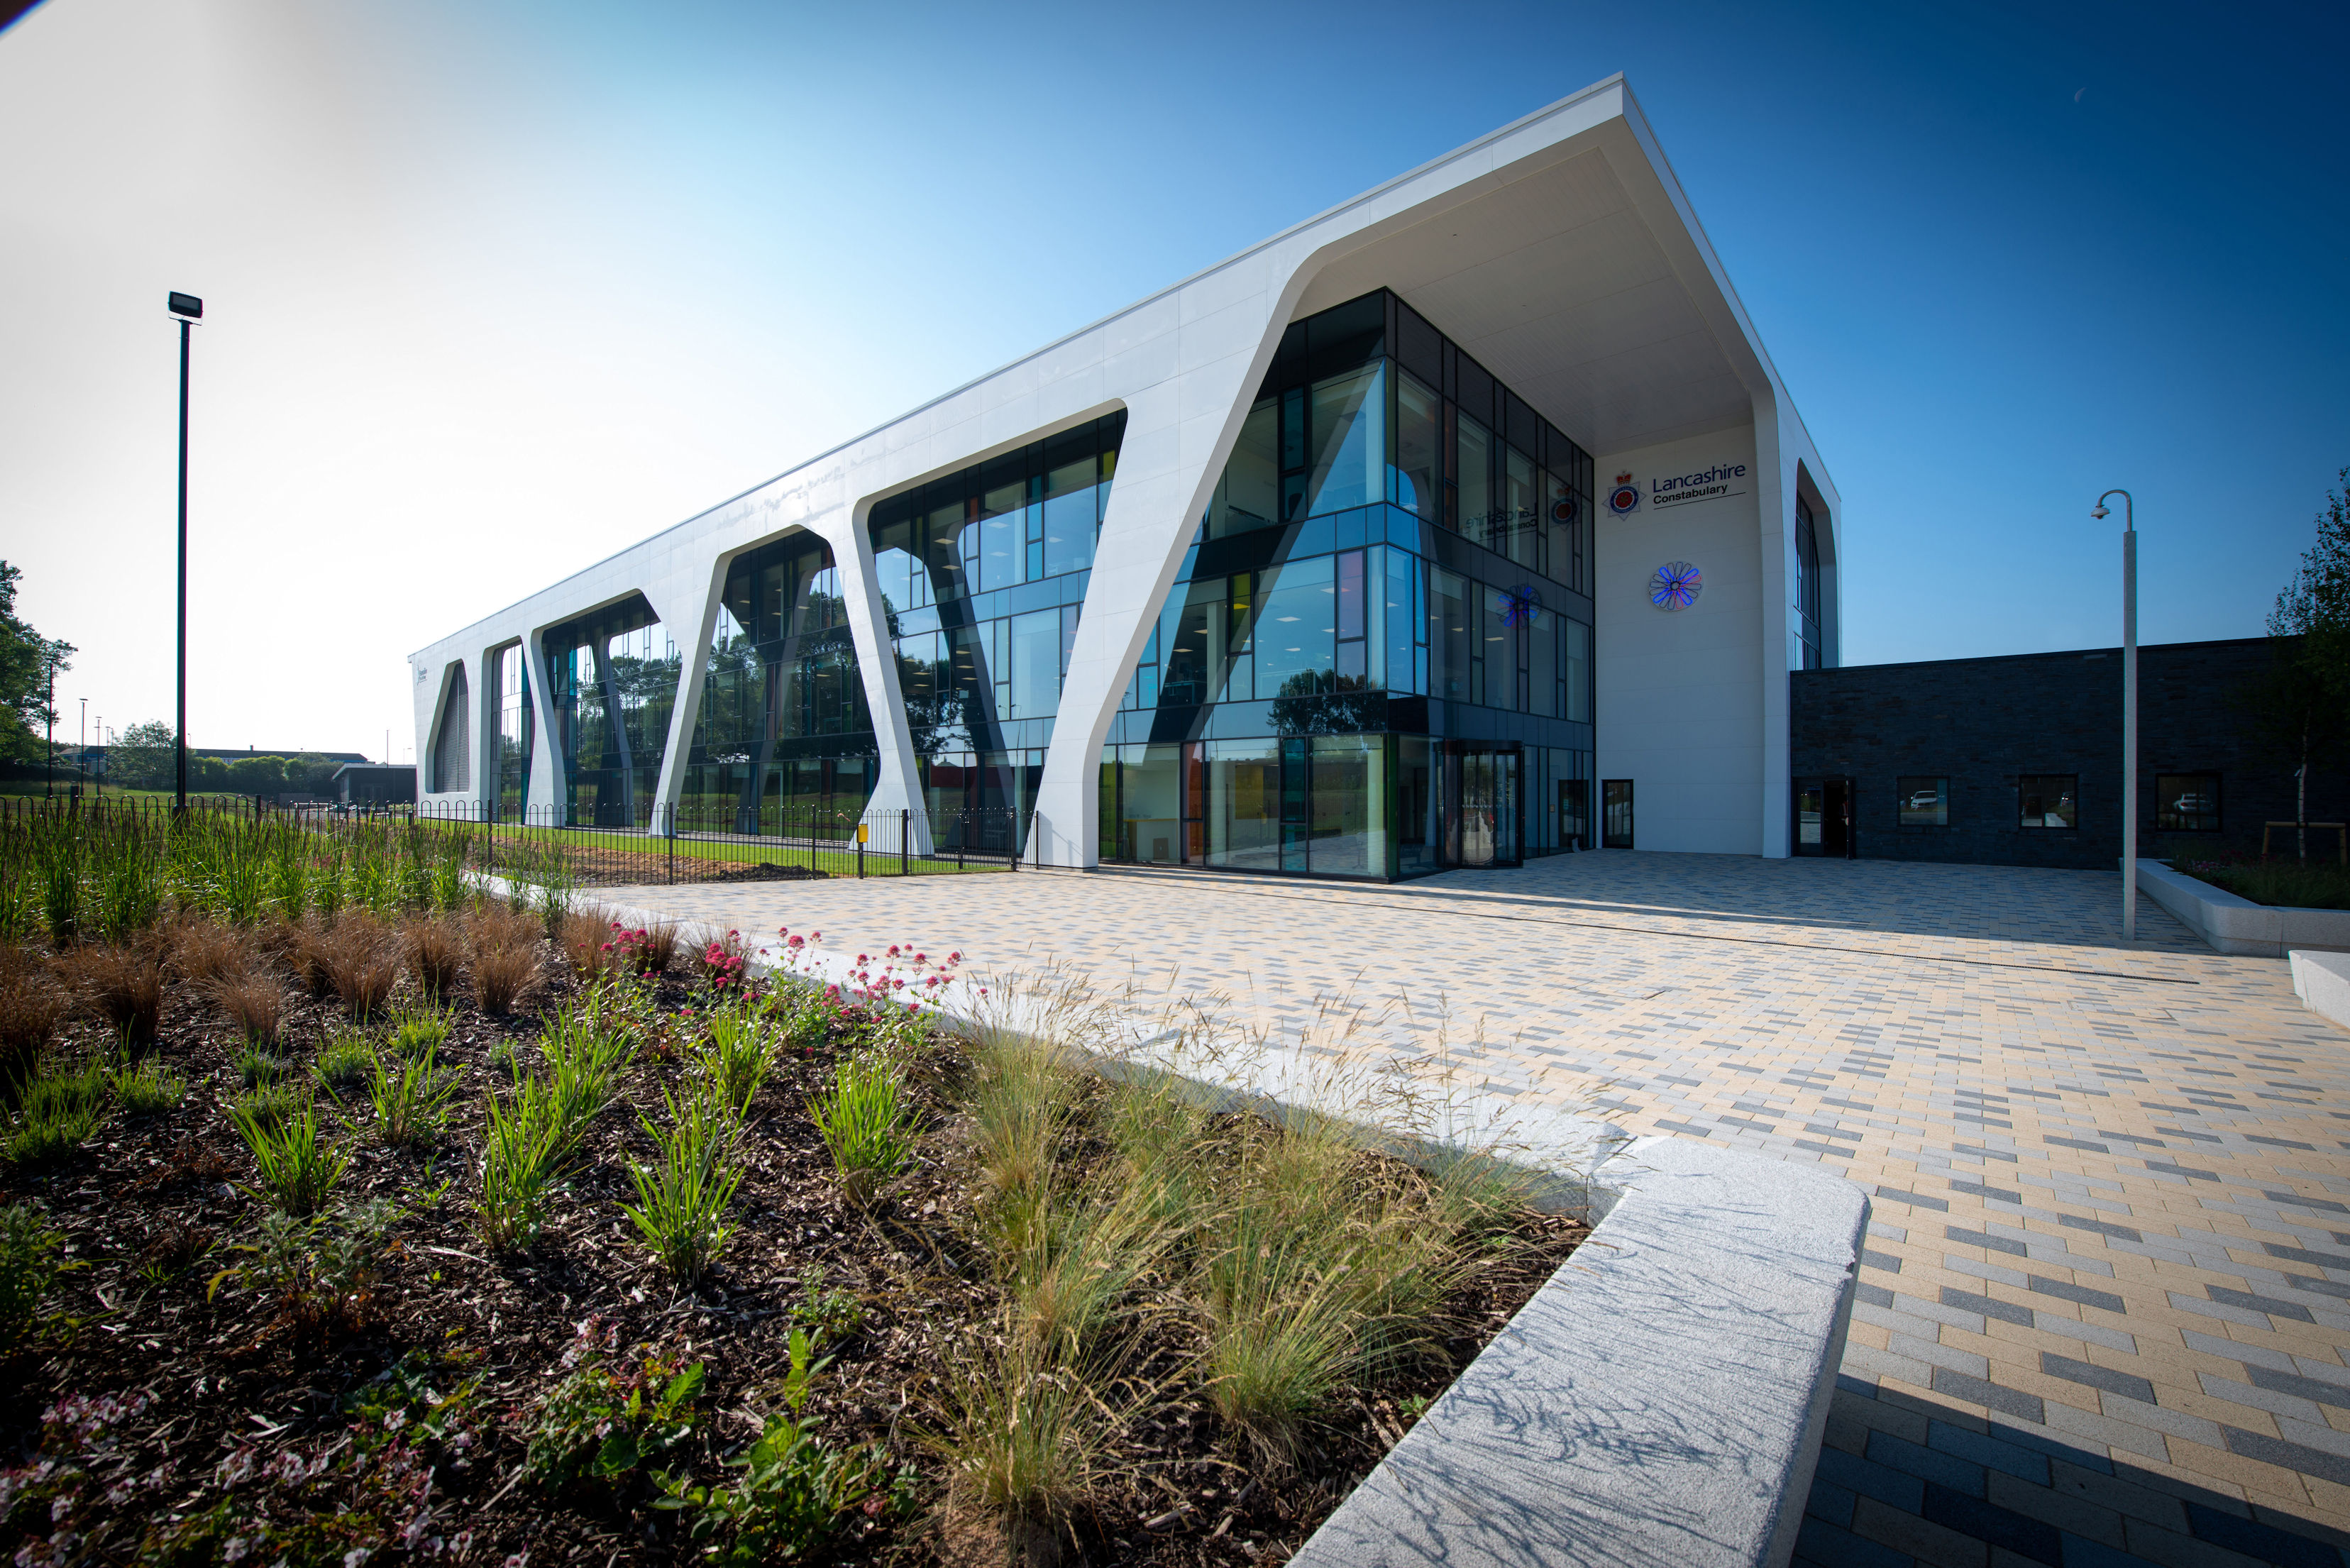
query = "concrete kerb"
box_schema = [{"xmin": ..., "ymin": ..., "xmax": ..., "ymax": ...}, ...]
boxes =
[
  {"xmin": 2137, "ymin": 858, "xmax": 2350, "ymax": 958},
  {"xmin": 547, "ymin": 887, "xmax": 1868, "ymax": 1568},
  {"xmin": 2291, "ymin": 949, "xmax": 2350, "ymax": 1033}
]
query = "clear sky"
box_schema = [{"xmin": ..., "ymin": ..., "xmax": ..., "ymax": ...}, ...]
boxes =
[{"xmin": 2, "ymin": 0, "xmax": 2344, "ymax": 762}]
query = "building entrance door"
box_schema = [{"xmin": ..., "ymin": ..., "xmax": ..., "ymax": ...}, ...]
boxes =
[
  {"xmin": 1445, "ymin": 746, "xmax": 1521, "ymax": 868},
  {"xmin": 1794, "ymin": 777, "xmax": 1856, "ymax": 858}
]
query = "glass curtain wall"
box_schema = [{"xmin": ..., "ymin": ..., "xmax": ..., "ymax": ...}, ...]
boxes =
[
  {"xmin": 681, "ymin": 532, "xmax": 875, "ymax": 832},
  {"xmin": 1100, "ymin": 290, "xmax": 1594, "ymax": 880},
  {"xmin": 869, "ymin": 414, "xmax": 1124, "ymax": 850},
  {"xmin": 543, "ymin": 597, "xmax": 680, "ymax": 828},
  {"xmin": 1795, "ymin": 497, "xmax": 1824, "ymax": 670},
  {"xmin": 431, "ymin": 665, "xmax": 470, "ymax": 794},
  {"xmin": 495, "ymin": 644, "xmax": 532, "ymax": 820}
]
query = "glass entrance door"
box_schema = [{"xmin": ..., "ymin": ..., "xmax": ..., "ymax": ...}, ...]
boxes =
[
  {"xmin": 1794, "ymin": 777, "xmax": 1854, "ymax": 858},
  {"xmin": 1445, "ymin": 746, "xmax": 1521, "ymax": 868}
]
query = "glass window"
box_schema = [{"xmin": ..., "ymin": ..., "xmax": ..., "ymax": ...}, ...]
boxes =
[
  {"xmin": 1482, "ymin": 587, "xmax": 1517, "ymax": 711},
  {"xmin": 1562, "ymin": 618, "xmax": 1590, "ymax": 722},
  {"xmin": 1042, "ymin": 445, "xmax": 1099, "ymax": 578},
  {"xmin": 1253, "ymin": 556, "xmax": 1336, "ymax": 700},
  {"xmin": 1392, "ymin": 371, "xmax": 1440, "ymax": 524},
  {"xmin": 1501, "ymin": 445, "xmax": 1538, "ymax": 565},
  {"xmin": 2157, "ymin": 773, "xmax": 2221, "ymax": 832},
  {"xmin": 1897, "ymin": 776, "xmax": 1948, "ymax": 827},
  {"xmin": 1528, "ymin": 604, "xmax": 1557, "ymax": 719},
  {"xmin": 1397, "ymin": 734, "xmax": 1436, "ymax": 877},
  {"xmin": 1113, "ymin": 743, "xmax": 1183, "ymax": 863},
  {"xmin": 1008, "ymin": 609, "xmax": 1064, "ymax": 719},
  {"xmin": 1430, "ymin": 568, "xmax": 1472, "ymax": 702},
  {"xmin": 431, "ymin": 664, "xmax": 470, "ymax": 793},
  {"xmin": 1205, "ymin": 738, "xmax": 1281, "ymax": 871},
  {"xmin": 1542, "ymin": 469, "xmax": 1579, "ymax": 592},
  {"xmin": 1452, "ymin": 410, "xmax": 1493, "ymax": 536},
  {"xmin": 1335, "ymin": 550, "xmax": 1366, "ymax": 683},
  {"xmin": 1308, "ymin": 734, "xmax": 1382, "ymax": 876},
  {"xmin": 1382, "ymin": 546, "xmax": 1417, "ymax": 694},
  {"xmin": 1208, "ymin": 399, "xmax": 1280, "ymax": 539},
  {"xmin": 1305, "ymin": 364, "xmax": 1383, "ymax": 518},
  {"xmin": 2019, "ymin": 775, "xmax": 2078, "ymax": 829},
  {"xmin": 980, "ymin": 473, "xmax": 1028, "ymax": 594}
]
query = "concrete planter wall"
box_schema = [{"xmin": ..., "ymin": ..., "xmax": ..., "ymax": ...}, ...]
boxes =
[
  {"xmin": 2135, "ymin": 859, "xmax": 2350, "ymax": 958},
  {"xmin": 553, "ymin": 892, "xmax": 1867, "ymax": 1568}
]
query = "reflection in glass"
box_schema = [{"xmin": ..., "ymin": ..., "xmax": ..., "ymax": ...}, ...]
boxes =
[
  {"xmin": 1306, "ymin": 365, "xmax": 1383, "ymax": 518},
  {"xmin": 2156, "ymin": 772, "xmax": 2220, "ymax": 833},
  {"xmin": 1392, "ymin": 371, "xmax": 1440, "ymax": 524},
  {"xmin": 1206, "ymin": 739, "xmax": 1281, "ymax": 871},
  {"xmin": 1897, "ymin": 776, "xmax": 1949, "ymax": 827},
  {"xmin": 497, "ymin": 644, "xmax": 531, "ymax": 819},
  {"xmin": 431, "ymin": 664, "xmax": 470, "ymax": 793},
  {"xmin": 2018, "ymin": 775, "xmax": 2078, "ymax": 830}
]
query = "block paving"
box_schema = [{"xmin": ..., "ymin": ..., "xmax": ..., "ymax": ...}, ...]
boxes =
[{"xmin": 602, "ymin": 851, "xmax": 2350, "ymax": 1566}]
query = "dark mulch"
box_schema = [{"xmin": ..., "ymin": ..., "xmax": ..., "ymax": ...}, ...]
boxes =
[{"xmin": 0, "ymin": 927, "xmax": 1583, "ymax": 1566}]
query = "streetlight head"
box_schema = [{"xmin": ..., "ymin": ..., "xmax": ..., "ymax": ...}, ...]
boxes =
[
  {"xmin": 2090, "ymin": 504, "xmax": 2109, "ymax": 520},
  {"xmin": 167, "ymin": 291, "xmax": 203, "ymax": 320}
]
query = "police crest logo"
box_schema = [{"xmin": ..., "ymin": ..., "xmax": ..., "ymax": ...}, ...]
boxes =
[
  {"xmin": 1606, "ymin": 472, "xmax": 1640, "ymax": 516},
  {"xmin": 1648, "ymin": 561, "xmax": 1701, "ymax": 610}
]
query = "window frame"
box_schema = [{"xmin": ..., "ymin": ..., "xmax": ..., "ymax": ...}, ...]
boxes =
[
  {"xmin": 2016, "ymin": 774, "xmax": 2080, "ymax": 832},
  {"xmin": 2155, "ymin": 771, "xmax": 2222, "ymax": 834},
  {"xmin": 1896, "ymin": 775, "xmax": 1949, "ymax": 828}
]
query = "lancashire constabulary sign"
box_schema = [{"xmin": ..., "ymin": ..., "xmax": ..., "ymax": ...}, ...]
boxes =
[{"xmin": 1645, "ymin": 462, "xmax": 1748, "ymax": 510}]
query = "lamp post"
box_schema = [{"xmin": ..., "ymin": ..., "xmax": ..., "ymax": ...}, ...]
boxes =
[
  {"xmin": 2092, "ymin": 490, "xmax": 2136, "ymax": 940},
  {"xmin": 43, "ymin": 651, "xmax": 57, "ymax": 798},
  {"xmin": 169, "ymin": 290, "xmax": 203, "ymax": 815},
  {"xmin": 77, "ymin": 698, "xmax": 86, "ymax": 796}
]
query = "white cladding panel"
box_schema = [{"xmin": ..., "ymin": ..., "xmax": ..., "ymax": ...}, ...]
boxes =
[{"xmin": 1596, "ymin": 430, "xmax": 1770, "ymax": 855}]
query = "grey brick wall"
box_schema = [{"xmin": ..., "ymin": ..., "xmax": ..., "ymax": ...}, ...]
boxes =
[{"xmin": 1789, "ymin": 638, "xmax": 2346, "ymax": 869}]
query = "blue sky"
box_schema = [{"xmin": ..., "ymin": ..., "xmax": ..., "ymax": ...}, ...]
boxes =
[{"xmin": 1, "ymin": 0, "xmax": 2344, "ymax": 757}]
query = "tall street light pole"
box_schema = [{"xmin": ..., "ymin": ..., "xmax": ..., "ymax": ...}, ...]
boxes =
[
  {"xmin": 169, "ymin": 292, "xmax": 203, "ymax": 815},
  {"xmin": 2092, "ymin": 490, "xmax": 2136, "ymax": 941}
]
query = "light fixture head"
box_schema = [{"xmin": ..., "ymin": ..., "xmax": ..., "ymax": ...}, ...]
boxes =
[
  {"xmin": 167, "ymin": 291, "xmax": 203, "ymax": 320},
  {"xmin": 2090, "ymin": 504, "xmax": 2109, "ymax": 520}
]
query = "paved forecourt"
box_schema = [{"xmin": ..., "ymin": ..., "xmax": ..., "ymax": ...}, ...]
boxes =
[{"xmin": 600, "ymin": 851, "xmax": 2350, "ymax": 1567}]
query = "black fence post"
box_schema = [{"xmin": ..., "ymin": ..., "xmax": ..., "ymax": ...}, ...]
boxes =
[
  {"xmin": 667, "ymin": 804, "xmax": 675, "ymax": 885},
  {"xmin": 900, "ymin": 807, "xmax": 909, "ymax": 876}
]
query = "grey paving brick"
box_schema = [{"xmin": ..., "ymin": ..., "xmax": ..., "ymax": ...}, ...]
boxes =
[
  {"xmin": 1820, "ymin": 1445, "xmax": 1929, "ymax": 1513},
  {"xmin": 1950, "ymin": 1225, "xmax": 2033, "ymax": 1258},
  {"xmin": 1851, "ymin": 1495, "xmax": 1995, "ymax": 1567},
  {"xmin": 1871, "ymin": 1430, "xmax": 1991, "ymax": 1498},
  {"xmin": 2034, "ymin": 1314, "xmax": 2137, "ymax": 1354},
  {"xmin": 1894, "ymin": 1333, "xmax": 1991, "ymax": 1381},
  {"xmin": 2199, "ymin": 1373, "xmax": 2329, "ymax": 1427},
  {"xmin": 2122, "ymin": 1515, "xmax": 2288, "ymax": 1568},
  {"xmin": 2046, "ymin": 1459, "xmax": 2188, "ymax": 1533},
  {"xmin": 2208, "ymin": 1285, "xmax": 2319, "ymax": 1325},
  {"xmin": 1931, "ymin": 1368, "xmax": 2048, "ymax": 1426},
  {"xmin": 1944, "ymin": 1286, "xmax": 2037, "ymax": 1327},
  {"xmin": 1932, "ymin": 1421, "xmax": 2053, "ymax": 1486},
  {"xmin": 2042, "ymin": 1400, "xmax": 2168, "ymax": 1462},
  {"xmin": 2222, "ymin": 1426, "xmax": 2350, "ymax": 1487},
  {"xmin": 2097, "ymin": 1394, "xmax": 2225, "ymax": 1450},
  {"xmin": 2030, "ymin": 1275, "xmax": 2129, "ymax": 1315},
  {"xmin": 1796, "ymin": 1513, "xmax": 1917, "ymax": 1568},
  {"xmin": 2040, "ymin": 1352, "xmax": 2159, "ymax": 1406}
]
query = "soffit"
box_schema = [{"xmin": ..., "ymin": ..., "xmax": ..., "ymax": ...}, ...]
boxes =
[{"xmin": 1293, "ymin": 146, "xmax": 1754, "ymax": 453}]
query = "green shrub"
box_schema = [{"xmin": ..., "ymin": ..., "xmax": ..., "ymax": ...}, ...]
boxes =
[
  {"xmin": 0, "ymin": 1202, "xmax": 67, "ymax": 1352},
  {"xmin": 6, "ymin": 1058, "xmax": 108, "ymax": 1164},
  {"xmin": 622, "ymin": 1085, "xmax": 745, "ymax": 1284},
  {"xmin": 111, "ymin": 1058, "xmax": 186, "ymax": 1115},
  {"xmin": 386, "ymin": 1003, "xmax": 453, "ymax": 1059},
  {"xmin": 524, "ymin": 1325, "xmax": 702, "ymax": 1492},
  {"xmin": 231, "ymin": 1098, "xmax": 348, "ymax": 1215},
  {"xmin": 657, "ymin": 1329, "xmax": 906, "ymax": 1563},
  {"xmin": 808, "ymin": 1049, "xmax": 917, "ymax": 1208},
  {"xmin": 696, "ymin": 1003, "xmax": 778, "ymax": 1116},
  {"xmin": 539, "ymin": 998, "xmax": 637, "ymax": 1136},
  {"xmin": 235, "ymin": 1048, "xmax": 289, "ymax": 1089},
  {"xmin": 312, "ymin": 1032, "xmax": 376, "ymax": 1098},
  {"xmin": 478, "ymin": 1076, "xmax": 569, "ymax": 1251},
  {"xmin": 2176, "ymin": 856, "xmax": 2350, "ymax": 911},
  {"xmin": 231, "ymin": 1083, "xmax": 299, "ymax": 1134},
  {"xmin": 209, "ymin": 1199, "xmax": 397, "ymax": 1333},
  {"xmin": 368, "ymin": 1042, "xmax": 460, "ymax": 1147}
]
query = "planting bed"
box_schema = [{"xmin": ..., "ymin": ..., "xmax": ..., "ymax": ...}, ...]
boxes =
[{"xmin": 0, "ymin": 906, "xmax": 1583, "ymax": 1567}]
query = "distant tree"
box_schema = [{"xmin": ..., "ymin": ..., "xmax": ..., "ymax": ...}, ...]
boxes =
[
  {"xmin": 108, "ymin": 721, "xmax": 179, "ymax": 790},
  {"xmin": 0, "ymin": 561, "xmax": 75, "ymax": 767},
  {"xmin": 2244, "ymin": 469, "xmax": 2350, "ymax": 860}
]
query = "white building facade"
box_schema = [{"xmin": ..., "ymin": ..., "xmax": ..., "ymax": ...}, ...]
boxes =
[{"xmin": 411, "ymin": 75, "xmax": 1840, "ymax": 873}]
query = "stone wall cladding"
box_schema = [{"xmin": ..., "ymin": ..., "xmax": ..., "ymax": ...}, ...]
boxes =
[{"xmin": 1790, "ymin": 637, "xmax": 2346, "ymax": 870}]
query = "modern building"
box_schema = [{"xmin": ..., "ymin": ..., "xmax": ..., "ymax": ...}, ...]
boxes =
[
  {"xmin": 411, "ymin": 75, "xmax": 1842, "ymax": 878},
  {"xmin": 1792, "ymin": 637, "xmax": 2346, "ymax": 869}
]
